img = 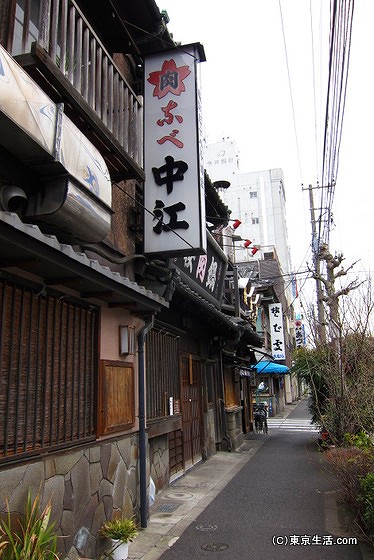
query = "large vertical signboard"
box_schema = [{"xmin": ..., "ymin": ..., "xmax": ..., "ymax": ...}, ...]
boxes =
[
  {"xmin": 144, "ymin": 44, "xmax": 206, "ymax": 256},
  {"xmin": 268, "ymin": 303, "xmax": 286, "ymax": 360}
]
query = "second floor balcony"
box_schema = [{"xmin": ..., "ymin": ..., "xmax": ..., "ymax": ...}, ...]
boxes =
[{"xmin": 2, "ymin": 0, "xmax": 145, "ymax": 181}]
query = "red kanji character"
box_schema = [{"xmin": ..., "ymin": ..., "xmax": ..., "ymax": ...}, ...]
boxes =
[{"xmin": 148, "ymin": 59, "xmax": 191, "ymax": 99}]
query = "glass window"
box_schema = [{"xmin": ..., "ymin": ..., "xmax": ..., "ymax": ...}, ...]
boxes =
[{"xmin": 12, "ymin": 0, "xmax": 40, "ymax": 55}]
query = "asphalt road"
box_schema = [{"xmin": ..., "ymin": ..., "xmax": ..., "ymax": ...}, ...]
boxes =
[{"xmin": 159, "ymin": 399, "xmax": 364, "ymax": 560}]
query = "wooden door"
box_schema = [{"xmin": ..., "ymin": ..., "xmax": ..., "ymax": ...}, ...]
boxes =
[{"xmin": 180, "ymin": 355, "xmax": 202, "ymax": 469}]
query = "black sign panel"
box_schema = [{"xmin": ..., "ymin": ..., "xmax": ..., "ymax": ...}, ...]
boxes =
[{"xmin": 171, "ymin": 233, "xmax": 227, "ymax": 307}]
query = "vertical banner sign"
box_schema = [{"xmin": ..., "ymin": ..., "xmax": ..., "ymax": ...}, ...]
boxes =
[
  {"xmin": 268, "ymin": 303, "xmax": 286, "ymax": 360},
  {"xmin": 144, "ymin": 44, "xmax": 206, "ymax": 256},
  {"xmin": 294, "ymin": 320, "xmax": 305, "ymax": 348}
]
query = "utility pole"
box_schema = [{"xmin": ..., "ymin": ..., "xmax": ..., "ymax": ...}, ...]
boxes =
[{"xmin": 306, "ymin": 184, "xmax": 326, "ymax": 344}]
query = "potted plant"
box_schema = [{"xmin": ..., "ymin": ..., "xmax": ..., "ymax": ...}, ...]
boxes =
[{"xmin": 99, "ymin": 517, "xmax": 138, "ymax": 560}]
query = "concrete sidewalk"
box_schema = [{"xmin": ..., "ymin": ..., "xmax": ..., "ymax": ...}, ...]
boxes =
[{"xmin": 128, "ymin": 401, "xmax": 298, "ymax": 560}]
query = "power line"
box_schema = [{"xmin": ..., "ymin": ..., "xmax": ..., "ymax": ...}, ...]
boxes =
[
  {"xmin": 278, "ymin": 0, "xmax": 303, "ymax": 184},
  {"xmin": 309, "ymin": 0, "xmax": 321, "ymax": 184},
  {"xmin": 319, "ymin": 0, "xmax": 355, "ymax": 247},
  {"xmin": 113, "ymin": 181, "xmax": 198, "ymax": 252}
]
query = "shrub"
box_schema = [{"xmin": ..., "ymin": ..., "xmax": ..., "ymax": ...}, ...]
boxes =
[
  {"xmin": 358, "ymin": 473, "xmax": 374, "ymax": 538},
  {"xmin": 325, "ymin": 447, "xmax": 374, "ymax": 507},
  {"xmin": 344, "ymin": 430, "xmax": 373, "ymax": 450},
  {"xmin": 326, "ymin": 446, "xmax": 374, "ymax": 542}
]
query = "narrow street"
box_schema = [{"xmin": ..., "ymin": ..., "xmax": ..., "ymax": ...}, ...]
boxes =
[{"xmin": 156, "ymin": 399, "xmax": 366, "ymax": 560}]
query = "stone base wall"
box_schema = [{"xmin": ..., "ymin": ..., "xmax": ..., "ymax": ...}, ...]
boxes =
[
  {"xmin": 0, "ymin": 434, "xmax": 142, "ymax": 559},
  {"xmin": 149, "ymin": 434, "xmax": 169, "ymax": 494},
  {"xmin": 225, "ymin": 407, "xmax": 244, "ymax": 451}
]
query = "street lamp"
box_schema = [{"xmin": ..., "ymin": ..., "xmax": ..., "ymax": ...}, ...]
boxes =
[
  {"xmin": 213, "ymin": 233, "xmax": 252, "ymax": 248},
  {"xmin": 206, "ymin": 216, "xmax": 242, "ymax": 230}
]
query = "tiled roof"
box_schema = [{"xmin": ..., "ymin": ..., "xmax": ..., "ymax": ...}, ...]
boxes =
[{"xmin": 0, "ymin": 211, "xmax": 168, "ymax": 311}]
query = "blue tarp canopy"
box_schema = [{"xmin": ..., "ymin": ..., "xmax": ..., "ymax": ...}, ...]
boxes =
[{"xmin": 251, "ymin": 360, "xmax": 289, "ymax": 374}]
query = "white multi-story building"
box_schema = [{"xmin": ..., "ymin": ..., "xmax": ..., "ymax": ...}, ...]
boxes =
[{"xmin": 205, "ymin": 138, "xmax": 292, "ymax": 278}]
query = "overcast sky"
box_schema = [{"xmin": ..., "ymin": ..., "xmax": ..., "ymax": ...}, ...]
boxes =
[{"xmin": 156, "ymin": 0, "xmax": 374, "ymax": 306}]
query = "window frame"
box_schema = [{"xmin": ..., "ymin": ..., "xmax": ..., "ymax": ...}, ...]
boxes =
[{"xmin": 98, "ymin": 360, "xmax": 136, "ymax": 436}]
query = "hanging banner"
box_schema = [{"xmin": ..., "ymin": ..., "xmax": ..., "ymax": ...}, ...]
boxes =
[
  {"xmin": 144, "ymin": 43, "xmax": 206, "ymax": 257},
  {"xmin": 294, "ymin": 319, "xmax": 306, "ymax": 348},
  {"xmin": 268, "ymin": 303, "xmax": 286, "ymax": 360}
]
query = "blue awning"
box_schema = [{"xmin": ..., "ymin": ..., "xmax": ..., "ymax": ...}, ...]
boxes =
[{"xmin": 251, "ymin": 360, "xmax": 289, "ymax": 374}]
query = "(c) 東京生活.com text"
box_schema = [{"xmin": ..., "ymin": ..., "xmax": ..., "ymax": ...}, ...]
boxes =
[{"xmin": 272, "ymin": 535, "xmax": 358, "ymax": 546}]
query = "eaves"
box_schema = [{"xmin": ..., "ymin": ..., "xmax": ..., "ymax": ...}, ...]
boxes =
[
  {"xmin": 175, "ymin": 277, "xmax": 259, "ymax": 344},
  {"xmin": 0, "ymin": 212, "xmax": 168, "ymax": 312}
]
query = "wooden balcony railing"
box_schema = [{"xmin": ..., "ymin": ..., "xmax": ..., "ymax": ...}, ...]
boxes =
[{"xmin": 11, "ymin": 0, "xmax": 143, "ymax": 177}]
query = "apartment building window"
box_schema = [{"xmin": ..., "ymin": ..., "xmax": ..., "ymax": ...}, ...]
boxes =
[{"xmin": 0, "ymin": 278, "xmax": 98, "ymax": 464}]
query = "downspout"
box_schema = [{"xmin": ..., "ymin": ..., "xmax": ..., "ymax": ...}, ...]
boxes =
[{"xmin": 138, "ymin": 315, "xmax": 154, "ymax": 528}]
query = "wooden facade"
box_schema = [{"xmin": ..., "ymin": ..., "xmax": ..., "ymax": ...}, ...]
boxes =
[
  {"xmin": 0, "ymin": 276, "xmax": 97, "ymax": 461},
  {"xmin": 0, "ymin": 2, "xmax": 268, "ymax": 558},
  {"xmin": 0, "ymin": 2, "xmax": 172, "ymax": 558}
]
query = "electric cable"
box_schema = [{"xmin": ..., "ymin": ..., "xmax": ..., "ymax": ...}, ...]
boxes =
[
  {"xmin": 278, "ymin": 0, "xmax": 303, "ymax": 184},
  {"xmin": 310, "ymin": 0, "xmax": 321, "ymax": 185},
  {"xmin": 318, "ymin": 0, "xmax": 354, "ymax": 247},
  {"xmin": 113, "ymin": 181, "xmax": 198, "ymax": 252}
]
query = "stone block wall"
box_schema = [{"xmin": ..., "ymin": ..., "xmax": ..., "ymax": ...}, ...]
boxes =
[
  {"xmin": 149, "ymin": 434, "xmax": 169, "ymax": 494},
  {"xmin": 225, "ymin": 407, "xmax": 244, "ymax": 451},
  {"xmin": 0, "ymin": 434, "xmax": 140, "ymax": 559}
]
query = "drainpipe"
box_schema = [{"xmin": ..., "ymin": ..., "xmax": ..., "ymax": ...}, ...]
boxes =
[{"xmin": 138, "ymin": 315, "xmax": 154, "ymax": 528}]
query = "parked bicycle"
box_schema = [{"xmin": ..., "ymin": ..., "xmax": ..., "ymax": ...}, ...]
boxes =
[{"xmin": 254, "ymin": 403, "xmax": 268, "ymax": 434}]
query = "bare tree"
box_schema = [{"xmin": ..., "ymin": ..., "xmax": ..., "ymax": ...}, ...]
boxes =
[
  {"xmin": 312, "ymin": 243, "xmax": 362, "ymax": 339},
  {"xmin": 299, "ymin": 250, "xmax": 373, "ymax": 443}
]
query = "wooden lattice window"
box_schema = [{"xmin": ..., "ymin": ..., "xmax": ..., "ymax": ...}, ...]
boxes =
[
  {"xmin": 0, "ymin": 278, "xmax": 98, "ymax": 463},
  {"xmin": 98, "ymin": 360, "xmax": 135, "ymax": 435},
  {"xmin": 146, "ymin": 328, "xmax": 180, "ymax": 419}
]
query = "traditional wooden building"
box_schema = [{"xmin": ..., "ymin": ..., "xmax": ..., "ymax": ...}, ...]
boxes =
[
  {"xmin": 0, "ymin": 2, "xmax": 262, "ymax": 558},
  {"xmin": 0, "ymin": 2, "xmax": 175, "ymax": 558},
  {"xmin": 237, "ymin": 251, "xmax": 296, "ymax": 417},
  {"xmin": 145, "ymin": 175, "xmax": 261, "ymax": 491}
]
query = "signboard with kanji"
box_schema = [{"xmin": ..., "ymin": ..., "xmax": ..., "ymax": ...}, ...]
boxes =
[
  {"xmin": 171, "ymin": 232, "xmax": 227, "ymax": 307},
  {"xmin": 294, "ymin": 319, "xmax": 306, "ymax": 348},
  {"xmin": 144, "ymin": 44, "xmax": 206, "ymax": 256},
  {"xmin": 268, "ymin": 303, "xmax": 286, "ymax": 360}
]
